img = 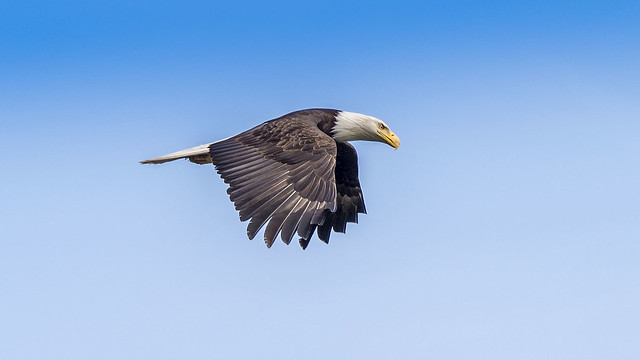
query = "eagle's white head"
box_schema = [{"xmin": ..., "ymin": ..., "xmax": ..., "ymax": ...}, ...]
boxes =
[{"xmin": 331, "ymin": 111, "xmax": 400, "ymax": 149}]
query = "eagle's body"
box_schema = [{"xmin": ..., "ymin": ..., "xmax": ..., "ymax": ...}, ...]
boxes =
[{"xmin": 141, "ymin": 109, "xmax": 399, "ymax": 249}]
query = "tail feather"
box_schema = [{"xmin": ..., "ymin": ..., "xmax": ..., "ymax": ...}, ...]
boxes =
[{"xmin": 140, "ymin": 143, "xmax": 213, "ymax": 164}]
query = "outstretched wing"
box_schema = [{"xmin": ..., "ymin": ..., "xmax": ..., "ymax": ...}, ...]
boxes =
[
  {"xmin": 210, "ymin": 118, "xmax": 338, "ymax": 248},
  {"xmin": 316, "ymin": 141, "xmax": 366, "ymax": 244}
]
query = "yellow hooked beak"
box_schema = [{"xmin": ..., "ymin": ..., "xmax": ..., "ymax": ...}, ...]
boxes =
[{"xmin": 378, "ymin": 128, "xmax": 400, "ymax": 149}]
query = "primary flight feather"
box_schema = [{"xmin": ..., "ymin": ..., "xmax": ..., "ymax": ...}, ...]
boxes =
[{"xmin": 141, "ymin": 108, "xmax": 400, "ymax": 249}]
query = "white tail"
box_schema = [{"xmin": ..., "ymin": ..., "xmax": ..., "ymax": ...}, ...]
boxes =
[{"xmin": 140, "ymin": 143, "xmax": 213, "ymax": 164}]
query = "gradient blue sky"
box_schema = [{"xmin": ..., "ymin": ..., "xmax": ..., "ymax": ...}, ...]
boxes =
[{"xmin": 1, "ymin": 1, "xmax": 639, "ymax": 359}]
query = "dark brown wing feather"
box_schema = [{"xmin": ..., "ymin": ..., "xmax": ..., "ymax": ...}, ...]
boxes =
[
  {"xmin": 209, "ymin": 118, "xmax": 338, "ymax": 248},
  {"xmin": 317, "ymin": 141, "xmax": 367, "ymax": 243}
]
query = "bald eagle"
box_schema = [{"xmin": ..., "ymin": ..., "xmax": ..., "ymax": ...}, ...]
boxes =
[{"xmin": 141, "ymin": 109, "xmax": 399, "ymax": 249}]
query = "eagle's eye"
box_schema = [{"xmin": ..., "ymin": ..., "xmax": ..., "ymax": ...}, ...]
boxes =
[{"xmin": 378, "ymin": 123, "xmax": 387, "ymax": 130}]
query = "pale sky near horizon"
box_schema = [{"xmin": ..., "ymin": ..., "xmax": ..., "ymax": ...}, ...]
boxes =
[{"xmin": 2, "ymin": 1, "xmax": 639, "ymax": 359}]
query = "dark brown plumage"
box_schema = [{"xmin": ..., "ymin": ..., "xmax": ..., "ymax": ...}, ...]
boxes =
[{"xmin": 141, "ymin": 108, "xmax": 399, "ymax": 249}]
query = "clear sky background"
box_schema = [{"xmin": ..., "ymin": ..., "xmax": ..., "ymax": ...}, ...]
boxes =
[{"xmin": 1, "ymin": 1, "xmax": 639, "ymax": 359}]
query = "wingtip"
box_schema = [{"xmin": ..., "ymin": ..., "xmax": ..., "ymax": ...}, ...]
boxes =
[{"xmin": 264, "ymin": 236, "xmax": 275, "ymax": 248}]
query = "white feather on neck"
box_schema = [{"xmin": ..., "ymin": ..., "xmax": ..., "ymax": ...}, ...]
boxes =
[{"xmin": 331, "ymin": 111, "xmax": 384, "ymax": 142}]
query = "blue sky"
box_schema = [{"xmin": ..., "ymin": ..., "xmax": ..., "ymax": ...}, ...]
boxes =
[{"xmin": 1, "ymin": 1, "xmax": 639, "ymax": 359}]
